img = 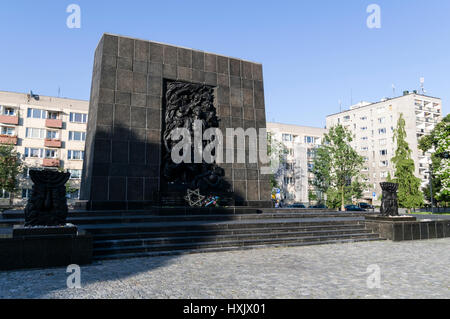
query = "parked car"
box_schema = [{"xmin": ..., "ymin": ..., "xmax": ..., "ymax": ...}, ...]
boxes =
[
  {"xmin": 289, "ymin": 203, "xmax": 306, "ymax": 208},
  {"xmin": 309, "ymin": 204, "xmax": 328, "ymax": 209},
  {"xmin": 345, "ymin": 205, "xmax": 366, "ymax": 212},
  {"xmin": 358, "ymin": 203, "xmax": 374, "ymax": 210}
]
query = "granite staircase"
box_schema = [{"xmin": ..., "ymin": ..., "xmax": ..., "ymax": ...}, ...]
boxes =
[{"xmin": 0, "ymin": 208, "xmax": 382, "ymax": 260}]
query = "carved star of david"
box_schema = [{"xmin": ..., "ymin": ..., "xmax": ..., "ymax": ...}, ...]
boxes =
[{"xmin": 184, "ymin": 189, "xmax": 205, "ymax": 207}]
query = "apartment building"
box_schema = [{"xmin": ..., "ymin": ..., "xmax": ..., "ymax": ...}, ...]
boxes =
[
  {"xmin": 267, "ymin": 122, "xmax": 327, "ymax": 205},
  {"xmin": 0, "ymin": 90, "xmax": 89, "ymax": 206},
  {"xmin": 326, "ymin": 92, "xmax": 443, "ymax": 205}
]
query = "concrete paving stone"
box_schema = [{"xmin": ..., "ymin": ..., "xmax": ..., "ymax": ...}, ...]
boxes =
[{"xmin": 0, "ymin": 239, "xmax": 448, "ymax": 299}]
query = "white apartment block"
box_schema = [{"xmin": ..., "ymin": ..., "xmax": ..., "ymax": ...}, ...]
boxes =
[
  {"xmin": 267, "ymin": 122, "xmax": 327, "ymax": 205},
  {"xmin": 0, "ymin": 90, "xmax": 89, "ymax": 206},
  {"xmin": 326, "ymin": 92, "xmax": 443, "ymax": 205}
]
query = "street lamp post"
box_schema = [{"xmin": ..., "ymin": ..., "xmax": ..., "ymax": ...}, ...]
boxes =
[{"xmin": 429, "ymin": 164, "xmax": 434, "ymax": 214}]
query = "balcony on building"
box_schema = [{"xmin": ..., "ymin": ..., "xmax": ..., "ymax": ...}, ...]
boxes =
[
  {"xmin": 0, "ymin": 135, "xmax": 18, "ymax": 145},
  {"xmin": 0, "ymin": 126, "xmax": 18, "ymax": 145},
  {"xmin": 45, "ymin": 111, "xmax": 63, "ymax": 129},
  {"xmin": 0, "ymin": 106, "xmax": 19, "ymax": 125},
  {"xmin": 44, "ymin": 138, "xmax": 62, "ymax": 148},
  {"xmin": 42, "ymin": 158, "xmax": 60, "ymax": 167}
]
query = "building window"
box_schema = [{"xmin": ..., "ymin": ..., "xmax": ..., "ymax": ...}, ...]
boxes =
[
  {"xmin": 1, "ymin": 126, "xmax": 15, "ymax": 136},
  {"xmin": 360, "ymin": 116, "xmax": 367, "ymax": 121},
  {"xmin": 379, "ymin": 139, "xmax": 387, "ymax": 146},
  {"xmin": 380, "ymin": 149, "xmax": 388, "ymax": 156},
  {"xmin": 25, "ymin": 128, "xmax": 46, "ymax": 139},
  {"xmin": 47, "ymin": 111, "xmax": 59, "ymax": 120},
  {"xmin": 361, "ymin": 147, "xmax": 369, "ymax": 151},
  {"xmin": 27, "ymin": 108, "xmax": 47, "ymax": 119},
  {"xmin": 70, "ymin": 112, "xmax": 88, "ymax": 124},
  {"xmin": 22, "ymin": 189, "xmax": 32, "ymax": 199},
  {"xmin": 285, "ymin": 162, "xmax": 294, "ymax": 170},
  {"xmin": 68, "ymin": 169, "xmax": 82, "ymax": 179},
  {"xmin": 304, "ymin": 136, "xmax": 317, "ymax": 144},
  {"xmin": 378, "ymin": 128, "xmax": 387, "ymax": 135},
  {"xmin": 2, "ymin": 106, "xmax": 16, "ymax": 116},
  {"xmin": 284, "ymin": 177, "xmax": 294, "ymax": 185},
  {"xmin": 343, "ymin": 116, "xmax": 350, "ymax": 122},
  {"xmin": 361, "ymin": 127, "xmax": 368, "ymax": 131},
  {"xmin": 69, "ymin": 131, "xmax": 86, "ymax": 142},
  {"xmin": 46, "ymin": 130, "xmax": 59, "ymax": 140},
  {"xmin": 68, "ymin": 150, "xmax": 85, "ymax": 160},
  {"xmin": 0, "ymin": 189, "xmax": 10, "ymax": 199},
  {"xmin": 378, "ymin": 117, "xmax": 386, "ymax": 124},
  {"xmin": 380, "ymin": 172, "xmax": 388, "ymax": 178},
  {"xmin": 24, "ymin": 148, "xmax": 44, "ymax": 158},
  {"xmin": 361, "ymin": 137, "xmax": 368, "ymax": 141},
  {"xmin": 45, "ymin": 149, "xmax": 58, "ymax": 159},
  {"xmin": 380, "ymin": 160, "xmax": 389, "ymax": 167},
  {"xmin": 307, "ymin": 149, "xmax": 316, "ymax": 158},
  {"xmin": 67, "ymin": 189, "xmax": 80, "ymax": 200},
  {"xmin": 308, "ymin": 163, "xmax": 314, "ymax": 172}
]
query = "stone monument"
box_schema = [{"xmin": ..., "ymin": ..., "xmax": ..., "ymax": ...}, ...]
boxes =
[
  {"xmin": 380, "ymin": 182, "xmax": 399, "ymax": 217},
  {"xmin": 24, "ymin": 170, "xmax": 71, "ymax": 227},
  {"xmin": 80, "ymin": 34, "xmax": 272, "ymax": 210},
  {"xmin": 0, "ymin": 170, "xmax": 93, "ymax": 271}
]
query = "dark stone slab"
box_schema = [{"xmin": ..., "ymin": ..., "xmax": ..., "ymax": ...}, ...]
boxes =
[
  {"xmin": 411, "ymin": 223, "xmax": 421, "ymax": 240},
  {"xmin": 403, "ymin": 223, "xmax": 413, "ymax": 241},
  {"xmin": 81, "ymin": 34, "xmax": 271, "ymax": 210},
  {"xmin": 365, "ymin": 216, "xmax": 417, "ymax": 222},
  {"xmin": 420, "ymin": 222, "xmax": 429, "ymax": 239},
  {"xmin": 0, "ymin": 232, "xmax": 93, "ymax": 271},
  {"xmin": 364, "ymin": 217, "xmax": 450, "ymax": 241},
  {"xmin": 13, "ymin": 225, "xmax": 78, "ymax": 238},
  {"xmin": 428, "ymin": 222, "xmax": 437, "ymax": 239}
]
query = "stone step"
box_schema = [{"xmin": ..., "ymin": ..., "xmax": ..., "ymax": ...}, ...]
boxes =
[
  {"xmin": 90, "ymin": 223, "xmax": 365, "ymax": 241},
  {"xmin": 93, "ymin": 233, "xmax": 381, "ymax": 257},
  {"xmin": 79, "ymin": 218, "xmax": 365, "ymax": 235},
  {"xmin": 0, "ymin": 213, "xmax": 369, "ymax": 227},
  {"xmin": 0, "ymin": 208, "xmax": 360, "ymax": 220},
  {"xmin": 93, "ymin": 237, "xmax": 384, "ymax": 260},
  {"xmin": 93, "ymin": 228, "xmax": 374, "ymax": 249}
]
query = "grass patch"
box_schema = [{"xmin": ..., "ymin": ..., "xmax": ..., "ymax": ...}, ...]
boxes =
[{"xmin": 409, "ymin": 212, "xmax": 450, "ymax": 216}]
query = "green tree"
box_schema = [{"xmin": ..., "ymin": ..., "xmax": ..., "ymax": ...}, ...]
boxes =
[
  {"xmin": 391, "ymin": 113, "xmax": 423, "ymax": 211},
  {"xmin": 312, "ymin": 125, "xmax": 365, "ymax": 211},
  {"xmin": 267, "ymin": 132, "xmax": 289, "ymax": 197},
  {"xmin": 419, "ymin": 114, "xmax": 449, "ymax": 205},
  {"xmin": 0, "ymin": 144, "xmax": 23, "ymax": 207}
]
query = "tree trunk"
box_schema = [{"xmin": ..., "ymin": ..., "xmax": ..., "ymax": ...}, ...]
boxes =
[{"xmin": 341, "ymin": 186, "xmax": 345, "ymax": 212}]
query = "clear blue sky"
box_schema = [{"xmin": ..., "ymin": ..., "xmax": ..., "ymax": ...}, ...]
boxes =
[{"xmin": 0, "ymin": 0, "xmax": 448, "ymax": 128}]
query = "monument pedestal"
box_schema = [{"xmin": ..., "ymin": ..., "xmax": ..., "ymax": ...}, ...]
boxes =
[
  {"xmin": 0, "ymin": 225, "xmax": 92, "ymax": 271},
  {"xmin": 365, "ymin": 215, "xmax": 450, "ymax": 242}
]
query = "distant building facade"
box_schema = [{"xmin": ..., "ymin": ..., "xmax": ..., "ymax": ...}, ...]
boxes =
[
  {"xmin": 0, "ymin": 91, "xmax": 89, "ymax": 206},
  {"xmin": 267, "ymin": 123, "xmax": 327, "ymax": 205},
  {"xmin": 326, "ymin": 92, "xmax": 443, "ymax": 205}
]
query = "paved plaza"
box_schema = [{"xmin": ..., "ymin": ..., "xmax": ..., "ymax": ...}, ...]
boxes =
[{"xmin": 0, "ymin": 239, "xmax": 448, "ymax": 299}]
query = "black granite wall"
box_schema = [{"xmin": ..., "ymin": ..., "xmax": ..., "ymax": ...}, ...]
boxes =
[{"xmin": 80, "ymin": 33, "xmax": 272, "ymax": 209}]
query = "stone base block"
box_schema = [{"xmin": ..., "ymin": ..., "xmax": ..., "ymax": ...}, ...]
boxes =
[
  {"xmin": 0, "ymin": 229, "xmax": 93, "ymax": 271},
  {"xmin": 13, "ymin": 224, "xmax": 78, "ymax": 237},
  {"xmin": 365, "ymin": 217, "xmax": 450, "ymax": 241}
]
